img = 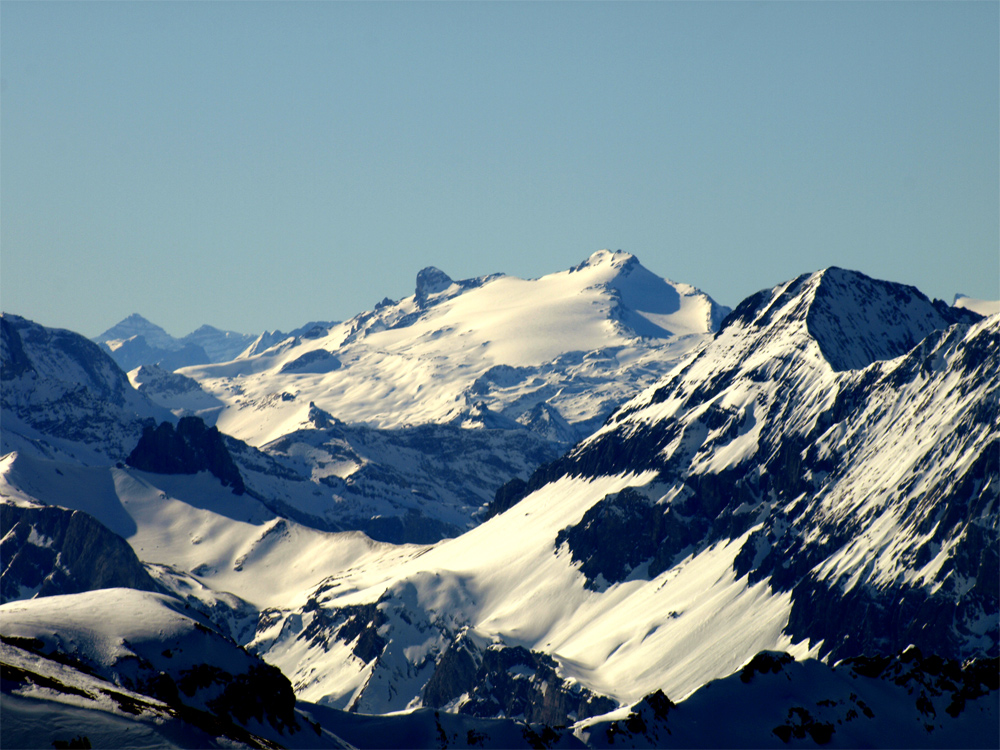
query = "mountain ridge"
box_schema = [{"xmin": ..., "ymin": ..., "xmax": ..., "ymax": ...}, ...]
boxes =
[{"xmin": 1, "ymin": 258, "xmax": 996, "ymax": 748}]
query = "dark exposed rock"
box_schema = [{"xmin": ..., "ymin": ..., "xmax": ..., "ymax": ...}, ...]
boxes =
[
  {"xmin": 1, "ymin": 503, "xmax": 161, "ymax": 603},
  {"xmin": 0, "ymin": 316, "xmax": 33, "ymax": 381},
  {"xmin": 422, "ymin": 632, "xmax": 482, "ymax": 708},
  {"xmin": 297, "ymin": 599, "xmax": 387, "ymax": 665},
  {"xmin": 204, "ymin": 662, "xmax": 299, "ymax": 732},
  {"xmin": 415, "ymin": 267, "xmax": 454, "ymax": 302},
  {"xmin": 554, "ymin": 488, "xmax": 701, "ymax": 589},
  {"xmin": 458, "ymin": 643, "xmax": 617, "ymax": 726},
  {"xmin": 421, "ymin": 635, "xmax": 617, "ymax": 726},
  {"xmin": 740, "ymin": 651, "xmax": 794, "ymax": 683},
  {"xmin": 127, "ymin": 416, "xmax": 245, "ymax": 494}
]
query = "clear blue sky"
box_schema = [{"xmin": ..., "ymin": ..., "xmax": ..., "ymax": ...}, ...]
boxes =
[{"xmin": 3, "ymin": 1, "xmax": 997, "ymax": 337}]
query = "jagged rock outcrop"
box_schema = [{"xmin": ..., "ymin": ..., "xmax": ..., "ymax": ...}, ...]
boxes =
[
  {"xmin": 415, "ymin": 266, "xmax": 455, "ymax": 301},
  {"xmin": 419, "ymin": 631, "xmax": 617, "ymax": 726},
  {"xmin": 127, "ymin": 416, "xmax": 245, "ymax": 494}
]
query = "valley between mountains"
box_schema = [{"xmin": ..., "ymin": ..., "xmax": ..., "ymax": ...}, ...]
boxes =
[{"xmin": 1, "ymin": 250, "xmax": 997, "ymax": 748}]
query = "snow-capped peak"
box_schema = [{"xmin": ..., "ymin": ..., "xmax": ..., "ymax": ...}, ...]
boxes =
[
  {"xmin": 174, "ymin": 252, "xmax": 729, "ymax": 445},
  {"xmin": 94, "ymin": 313, "xmax": 176, "ymax": 351},
  {"xmin": 720, "ymin": 267, "xmax": 980, "ymax": 371},
  {"xmin": 571, "ymin": 248, "xmax": 637, "ymax": 273}
]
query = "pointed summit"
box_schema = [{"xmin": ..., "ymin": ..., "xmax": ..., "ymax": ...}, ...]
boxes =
[
  {"xmin": 721, "ymin": 267, "xmax": 980, "ymax": 371},
  {"xmin": 94, "ymin": 313, "xmax": 175, "ymax": 351},
  {"xmin": 571, "ymin": 249, "xmax": 638, "ymax": 273}
]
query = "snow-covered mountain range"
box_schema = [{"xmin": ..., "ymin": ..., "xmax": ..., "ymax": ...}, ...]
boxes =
[
  {"xmin": 105, "ymin": 251, "xmax": 727, "ymax": 542},
  {"xmin": 2, "ymin": 253, "xmax": 997, "ymax": 748},
  {"xmin": 154, "ymin": 250, "xmax": 728, "ymax": 446},
  {"xmin": 94, "ymin": 314, "xmax": 336, "ymax": 373}
]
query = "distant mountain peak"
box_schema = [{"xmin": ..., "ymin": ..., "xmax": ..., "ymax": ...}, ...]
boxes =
[
  {"xmin": 95, "ymin": 313, "xmax": 174, "ymax": 350},
  {"xmin": 572, "ymin": 248, "xmax": 638, "ymax": 273},
  {"xmin": 415, "ymin": 266, "xmax": 454, "ymax": 299}
]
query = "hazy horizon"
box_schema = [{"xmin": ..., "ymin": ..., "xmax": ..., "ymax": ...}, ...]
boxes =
[{"xmin": 3, "ymin": 2, "xmax": 997, "ymax": 338}]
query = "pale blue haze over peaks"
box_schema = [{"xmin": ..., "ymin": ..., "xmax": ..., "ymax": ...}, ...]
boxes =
[{"xmin": 2, "ymin": 1, "xmax": 997, "ymax": 338}]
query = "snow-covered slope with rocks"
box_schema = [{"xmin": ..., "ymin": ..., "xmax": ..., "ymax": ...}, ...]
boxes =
[
  {"xmin": 172, "ymin": 250, "xmax": 729, "ymax": 448},
  {"xmin": 2, "ymin": 262, "xmax": 996, "ymax": 748},
  {"xmin": 1, "ymin": 314, "xmax": 171, "ymax": 464},
  {"xmin": 539, "ymin": 268, "xmax": 995, "ymax": 662},
  {"xmin": 239, "ymin": 268, "xmax": 995, "ymax": 723},
  {"xmin": 4, "ymin": 314, "xmax": 561, "ymax": 543},
  {"xmin": 0, "ymin": 588, "xmax": 357, "ymax": 749}
]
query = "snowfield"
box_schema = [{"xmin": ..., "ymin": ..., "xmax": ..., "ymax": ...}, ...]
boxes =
[{"xmin": 170, "ymin": 250, "xmax": 728, "ymax": 446}]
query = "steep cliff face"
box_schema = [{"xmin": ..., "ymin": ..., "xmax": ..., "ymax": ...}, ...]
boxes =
[
  {"xmin": 127, "ymin": 416, "xmax": 246, "ymax": 495},
  {"xmin": 0, "ymin": 502, "xmax": 162, "ymax": 603}
]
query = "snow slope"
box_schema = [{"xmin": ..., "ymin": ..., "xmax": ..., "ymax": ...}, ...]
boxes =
[
  {"xmin": 243, "ymin": 268, "xmax": 995, "ymax": 720},
  {"xmin": 0, "ymin": 453, "xmax": 414, "ymax": 612},
  {"xmin": 0, "ymin": 589, "xmax": 352, "ymax": 749},
  {"xmin": 174, "ymin": 250, "xmax": 728, "ymax": 447}
]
